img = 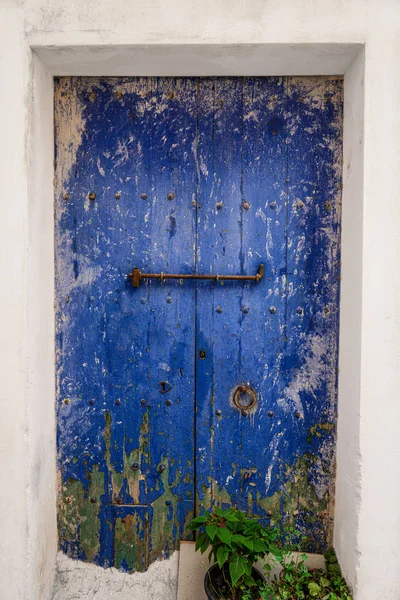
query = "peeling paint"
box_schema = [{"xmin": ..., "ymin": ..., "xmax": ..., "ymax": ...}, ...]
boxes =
[
  {"xmin": 58, "ymin": 467, "xmax": 104, "ymax": 562},
  {"xmin": 54, "ymin": 78, "xmax": 86, "ymax": 202}
]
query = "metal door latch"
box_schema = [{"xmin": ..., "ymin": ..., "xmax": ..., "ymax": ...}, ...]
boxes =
[{"xmin": 128, "ymin": 264, "xmax": 264, "ymax": 288}]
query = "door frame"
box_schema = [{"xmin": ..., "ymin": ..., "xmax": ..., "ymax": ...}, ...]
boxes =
[{"xmin": 26, "ymin": 42, "xmax": 364, "ymax": 596}]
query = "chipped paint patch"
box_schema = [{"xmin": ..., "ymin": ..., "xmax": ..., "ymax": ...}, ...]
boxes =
[
  {"xmin": 58, "ymin": 468, "xmax": 104, "ymax": 562},
  {"xmin": 258, "ymin": 450, "xmax": 336, "ymax": 551},
  {"xmin": 278, "ymin": 332, "xmax": 337, "ymax": 417},
  {"xmin": 54, "ymin": 78, "xmax": 86, "ymax": 202}
]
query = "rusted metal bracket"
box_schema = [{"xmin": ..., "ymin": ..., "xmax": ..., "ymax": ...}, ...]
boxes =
[{"xmin": 128, "ymin": 264, "xmax": 264, "ymax": 288}]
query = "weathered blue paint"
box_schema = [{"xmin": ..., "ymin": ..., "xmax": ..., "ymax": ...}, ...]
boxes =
[{"xmin": 55, "ymin": 76, "xmax": 343, "ymax": 570}]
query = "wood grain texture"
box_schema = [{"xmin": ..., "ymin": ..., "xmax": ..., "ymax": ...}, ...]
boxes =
[{"xmin": 55, "ymin": 76, "xmax": 343, "ymax": 571}]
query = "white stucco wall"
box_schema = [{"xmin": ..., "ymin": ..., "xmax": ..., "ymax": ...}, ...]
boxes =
[{"xmin": 1, "ymin": 1, "xmax": 400, "ymax": 599}]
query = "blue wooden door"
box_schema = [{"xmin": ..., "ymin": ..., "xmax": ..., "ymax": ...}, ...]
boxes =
[{"xmin": 55, "ymin": 76, "xmax": 342, "ymax": 571}]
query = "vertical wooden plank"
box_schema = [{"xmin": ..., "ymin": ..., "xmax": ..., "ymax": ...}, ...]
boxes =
[
  {"xmin": 195, "ymin": 77, "xmax": 244, "ymax": 510},
  {"xmin": 239, "ymin": 77, "xmax": 288, "ymax": 514},
  {"xmin": 102, "ymin": 77, "xmax": 155, "ymax": 512},
  {"xmin": 144, "ymin": 77, "xmax": 197, "ymax": 562},
  {"xmin": 282, "ymin": 77, "xmax": 343, "ymax": 549},
  {"xmin": 55, "ymin": 77, "xmax": 109, "ymax": 563},
  {"xmin": 99, "ymin": 77, "xmax": 158, "ymax": 569},
  {"xmin": 195, "ymin": 77, "xmax": 289, "ymax": 514}
]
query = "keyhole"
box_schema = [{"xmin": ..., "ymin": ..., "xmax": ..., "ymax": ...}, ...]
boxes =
[{"xmin": 159, "ymin": 381, "xmax": 173, "ymax": 394}]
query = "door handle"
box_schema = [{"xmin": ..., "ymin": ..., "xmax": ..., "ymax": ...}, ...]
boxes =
[{"xmin": 128, "ymin": 264, "xmax": 264, "ymax": 288}]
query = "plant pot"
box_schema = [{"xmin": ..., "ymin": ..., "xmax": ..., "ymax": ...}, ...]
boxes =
[{"xmin": 204, "ymin": 563, "xmax": 265, "ymax": 600}]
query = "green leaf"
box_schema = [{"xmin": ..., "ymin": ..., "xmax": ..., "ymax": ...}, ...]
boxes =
[
  {"xmin": 206, "ymin": 524, "xmax": 217, "ymax": 541},
  {"xmin": 242, "ymin": 538, "xmax": 255, "ymax": 551},
  {"xmin": 308, "ymin": 582, "xmax": 322, "ymax": 597},
  {"xmin": 253, "ymin": 539, "xmax": 267, "ymax": 553},
  {"xmin": 217, "ymin": 546, "xmax": 230, "ymax": 569},
  {"xmin": 268, "ymin": 543, "xmax": 282, "ymax": 558},
  {"xmin": 195, "ymin": 532, "xmax": 207, "ymax": 552},
  {"xmin": 200, "ymin": 536, "xmax": 211, "ymax": 554},
  {"xmin": 243, "ymin": 575, "xmax": 256, "ymax": 587},
  {"xmin": 320, "ymin": 577, "xmax": 330, "ymax": 588},
  {"xmin": 229, "ymin": 554, "xmax": 247, "ymax": 587},
  {"xmin": 231, "ymin": 534, "xmax": 245, "ymax": 544},
  {"xmin": 225, "ymin": 513, "xmax": 240, "ymax": 522},
  {"xmin": 188, "ymin": 516, "xmax": 208, "ymax": 530},
  {"xmin": 243, "ymin": 561, "xmax": 252, "ymax": 576},
  {"xmin": 216, "ymin": 527, "xmax": 232, "ymax": 546}
]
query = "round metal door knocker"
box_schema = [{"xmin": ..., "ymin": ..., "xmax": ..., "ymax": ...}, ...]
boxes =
[{"xmin": 233, "ymin": 385, "xmax": 257, "ymax": 413}]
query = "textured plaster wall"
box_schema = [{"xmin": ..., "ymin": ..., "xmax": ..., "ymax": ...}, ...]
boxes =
[
  {"xmin": 53, "ymin": 551, "xmax": 179, "ymax": 600},
  {"xmin": 0, "ymin": 1, "xmax": 400, "ymax": 599},
  {"xmin": 27, "ymin": 52, "xmax": 58, "ymax": 600},
  {"xmin": 334, "ymin": 48, "xmax": 364, "ymax": 592},
  {"xmin": 0, "ymin": 5, "xmax": 30, "ymax": 599}
]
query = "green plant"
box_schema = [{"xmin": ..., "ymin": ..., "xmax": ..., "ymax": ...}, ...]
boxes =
[
  {"xmin": 252, "ymin": 548, "xmax": 352, "ymax": 600},
  {"xmin": 188, "ymin": 507, "xmax": 281, "ymax": 598}
]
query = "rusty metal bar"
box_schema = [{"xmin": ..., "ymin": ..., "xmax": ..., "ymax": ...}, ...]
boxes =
[{"xmin": 128, "ymin": 264, "xmax": 264, "ymax": 288}]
